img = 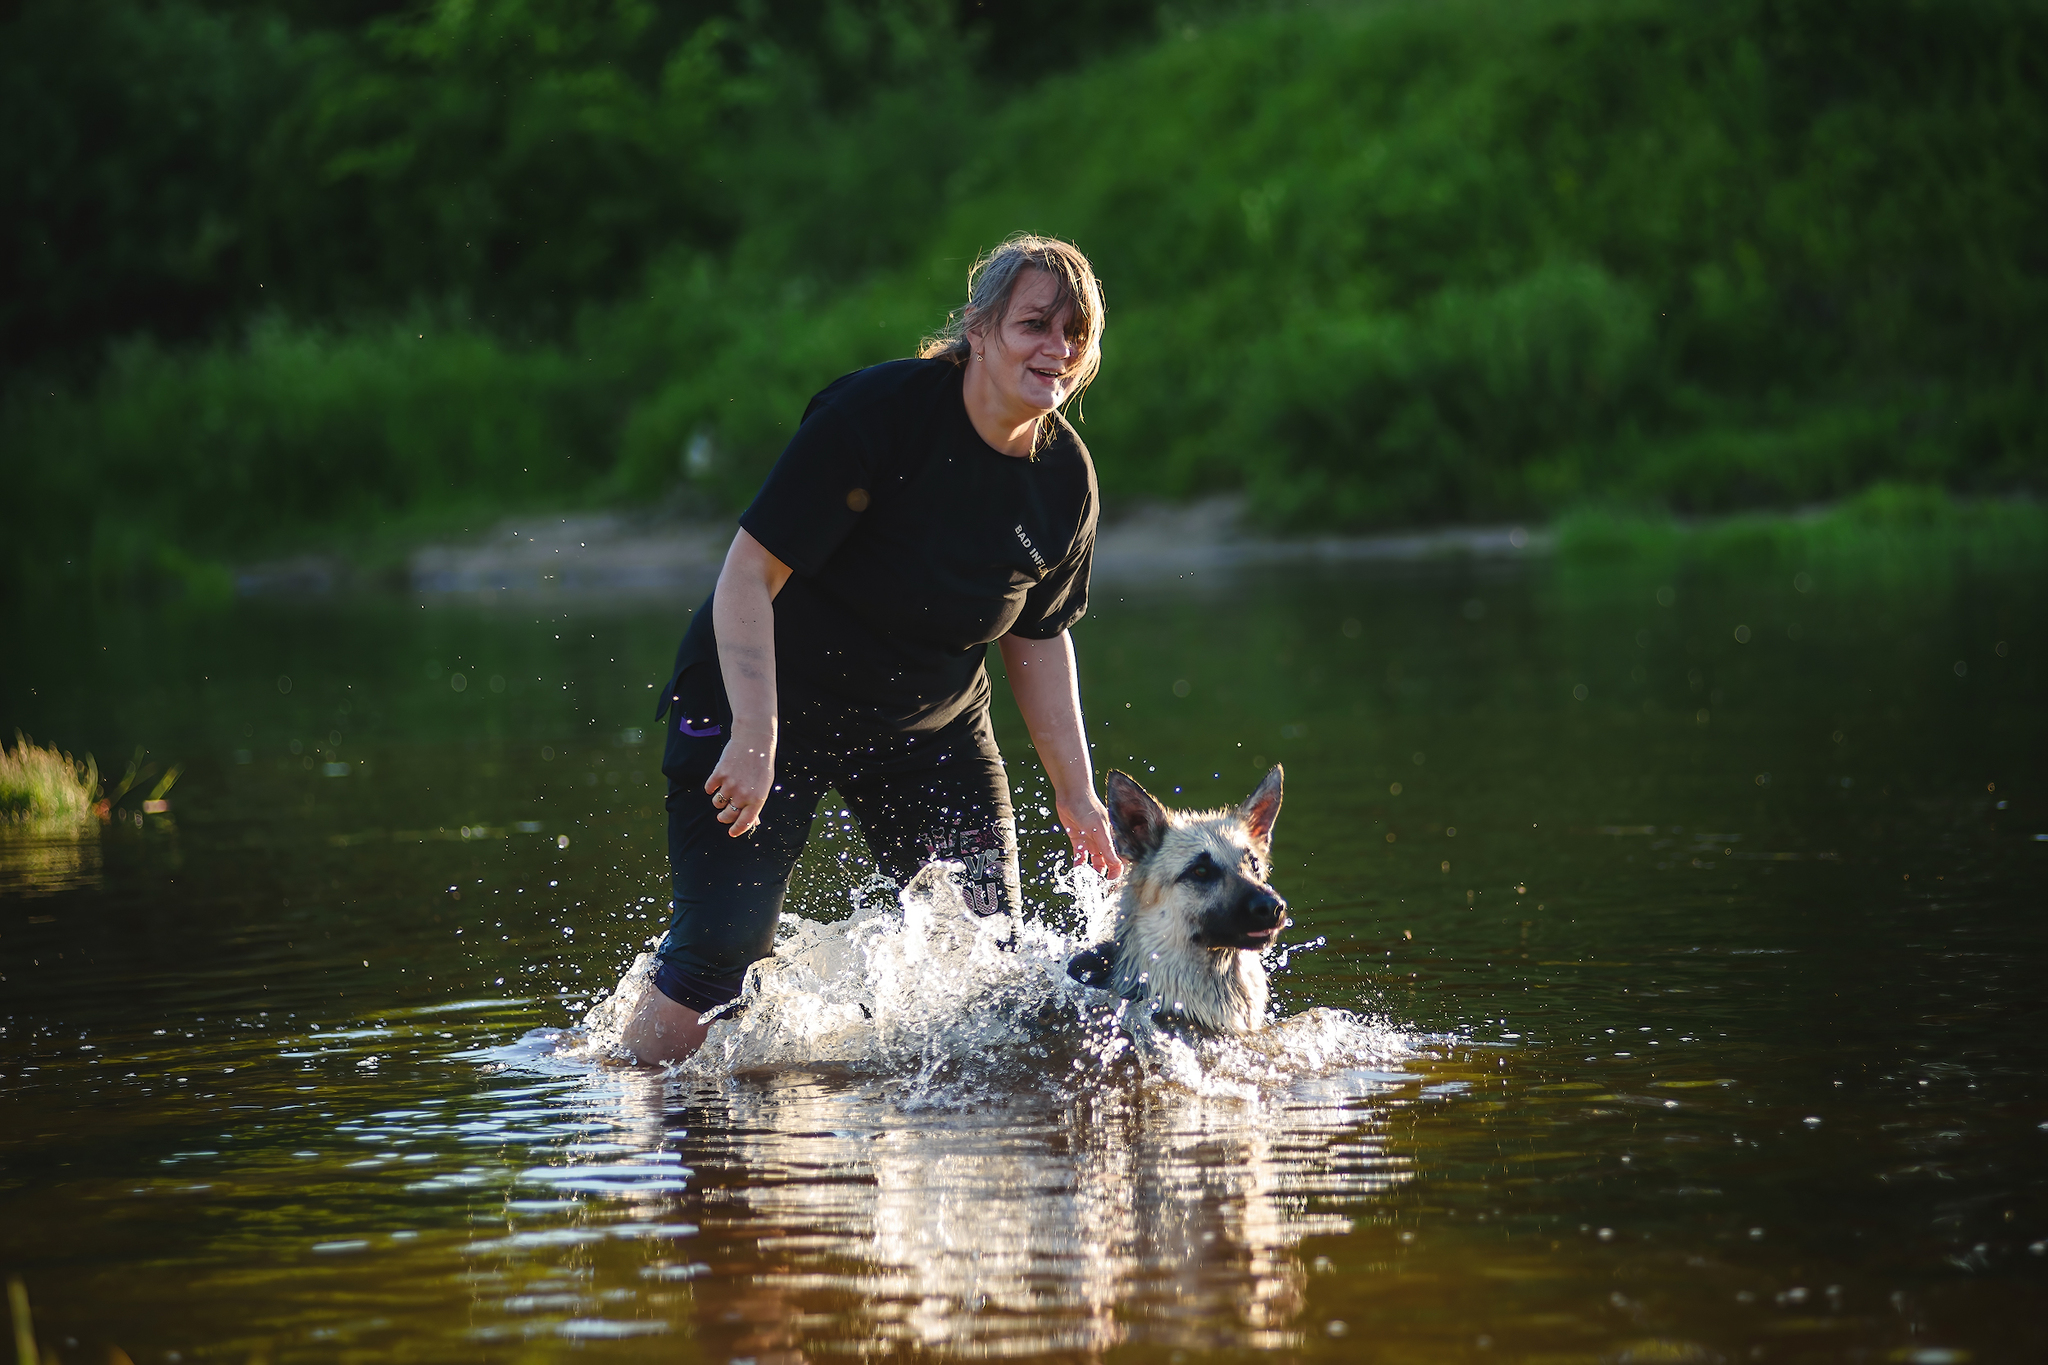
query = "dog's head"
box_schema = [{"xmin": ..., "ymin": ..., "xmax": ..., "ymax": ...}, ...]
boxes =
[{"xmin": 1104, "ymin": 766, "xmax": 1287, "ymax": 951}]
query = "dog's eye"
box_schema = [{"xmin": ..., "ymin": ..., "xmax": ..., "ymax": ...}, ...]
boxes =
[{"xmin": 1180, "ymin": 854, "xmax": 1220, "ymax": 884}]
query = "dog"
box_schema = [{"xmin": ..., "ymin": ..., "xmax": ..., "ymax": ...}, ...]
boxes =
[{"xmin": 1066, "ymin": 765, "xmax": 1288, "ymax": 1034}]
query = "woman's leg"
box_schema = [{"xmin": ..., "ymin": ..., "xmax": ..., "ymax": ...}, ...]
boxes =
[
  {"xmin": 838, "ymin": 707, "xmax": 1022, "ymax": 919},
  {"xmin": 632, "ymin": 778, "xmax": 826, "ymax": 1064},
  {"xmin": 639, "ymin": 666, "xmax": 829, "ymax": 1064},
  {"xmin": 616, "ymin": 986, "xmax": 717, "ymax": 1066}
]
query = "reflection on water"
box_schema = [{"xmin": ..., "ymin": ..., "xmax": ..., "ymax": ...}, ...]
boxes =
[
  {"xmin": 0, "ymin": 827, "xmax": 102, "ymax": 897},
  {"xmin": 487, "ymin": 863, "xmax": 1413, "ymax": 1354},
  {"xmin": 3, "ymin": 551, "xmax": 2046, "ymax": 1361},
  {"xmin": 661, "ymin": 1070, "xmax": 1395, "ymax": 1357},
  {"xmin": 44, "ymin": 984, "xmax": 1410, "ymax": 1356}
]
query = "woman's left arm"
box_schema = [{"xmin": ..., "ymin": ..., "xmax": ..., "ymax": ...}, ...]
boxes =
[{"xmin": 998, "ymin": 630, "xmax": 1125, "ymax": 879}]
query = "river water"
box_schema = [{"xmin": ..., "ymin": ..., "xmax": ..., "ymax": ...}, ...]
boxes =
[{"xmin": 2, "ymin": 543, "xmax": 2044, "ymax": 1362}]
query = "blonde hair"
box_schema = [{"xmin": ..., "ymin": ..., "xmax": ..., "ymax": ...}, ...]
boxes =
[{"xmin": 921, "ymin": 234, "xmax": 1106, "ymax": 449}]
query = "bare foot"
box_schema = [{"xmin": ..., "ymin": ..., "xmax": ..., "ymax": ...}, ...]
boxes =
[{"xmin": 617, "ymin": 981, "xmax": 716, "ymax": 1065}]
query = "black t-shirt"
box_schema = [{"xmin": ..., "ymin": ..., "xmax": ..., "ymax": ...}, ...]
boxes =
[{"xmin": 659, "ymin": 358, "xmax": 1097, "ymax": 736}]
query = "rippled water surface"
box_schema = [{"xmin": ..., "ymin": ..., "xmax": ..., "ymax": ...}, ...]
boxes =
[{"xmin": 4, "ymin": 548, "xmax": 2045, "ymax": 1362}]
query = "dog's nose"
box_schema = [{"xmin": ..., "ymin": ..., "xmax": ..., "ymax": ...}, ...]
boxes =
[{"xmin": 1245, "ymin": 889, "xmax": 1286, "ymax": 927}]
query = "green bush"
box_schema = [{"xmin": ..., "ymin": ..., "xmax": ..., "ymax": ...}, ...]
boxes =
[
  {"xmin": 1553, "ymin": 484, "xmax": 2048, "ymax": 593},
  {"xmin": 4, "ymin": 0, "xmax": 2044, "ymax": 595},
  {"xmin": 12, "ymin": 319, "xmax": 621, "ymax": 584},
  {"xmin": 0, "ymin": 733, "xmax": 98, "ymax": 827},
  {"xmin": 604, "ymin": 0, "xmax": 2047, "ymax": 526},
  {"xmin": 0, "ymin": 0, "xmax": 308, "ymax": 372}
]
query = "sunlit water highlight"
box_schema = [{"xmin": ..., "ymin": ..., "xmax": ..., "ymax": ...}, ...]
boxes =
[
  {"xmin": 551, "ymin": 863, "xmax": 1406, "ymax": 1099},
  {"xmin": 448, "ymin": 865, "xmax": 1421, "ymax": 1353}
]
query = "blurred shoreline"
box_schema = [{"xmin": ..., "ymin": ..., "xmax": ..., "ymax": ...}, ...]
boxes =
[
  {"xmin": 9, "ymin": 1, "xmax": 2037, "ymax": 605},
  {"xmin": 230, "ymin": 496, "xmax": 1549, "ymax": 600}
]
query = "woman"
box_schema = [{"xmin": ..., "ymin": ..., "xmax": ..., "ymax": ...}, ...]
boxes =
[{"xmin": 620, "ymin": 234, "xmax": 1126, "ymax": 1064}]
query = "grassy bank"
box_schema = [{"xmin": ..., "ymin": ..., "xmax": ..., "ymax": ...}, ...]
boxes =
[
  {"xmin": 4, "ymin": 0, "xmax": 2043, "ymax": 596},
  {"xmin": 1554, "ymin": 483, "xmax": 2048, "ymax": 589},
  {"xmin": 8, "ymin": 318, "xmax": 627, "ymax": 590}
]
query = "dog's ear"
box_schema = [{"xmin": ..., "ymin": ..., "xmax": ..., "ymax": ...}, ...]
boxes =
[
  {"xmin": 1239, "ymin": 764, "xmax": 1283, "ymax": 852},
  {"xmin": 1104, "ymin": 770, "xmax": 1170, "ymax": 862}
]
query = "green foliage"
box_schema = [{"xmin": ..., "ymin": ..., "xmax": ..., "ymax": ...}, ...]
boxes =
[
  {"xmin": 248, "ymin": 0, "xmax": 736, "ymax": 329},
  {"xmin": 602, "ymin": 0, "xmax": 2046, "ymax": 527},
  {"xmin": 899, "ymin": 0, "xmax": 2047, "ymax": 522},
  {"xmin": 0, "ymin": 733, "xmax": 99, "ymax": 827},
  {"xmin": 3, "ymin": 0, "xmax": 2044, "ymax": 595},
  {"xmin": 1237, "ymin": 261, "xmax": 1658, "ymax": 526},
  {"xmin": 12, "ymin": 319, "xmax": 623, "ymax": 585},
  {"xmin": 0, "ymin": 0, "xmax": 309, "ymax": 371},
  {"xmin": 0, "ymin": 0, "xmax": 993, "ymax": 368},
  {"xmin": 1552, "ymin": 485, "xmax": 2048, "ymax": 594}
]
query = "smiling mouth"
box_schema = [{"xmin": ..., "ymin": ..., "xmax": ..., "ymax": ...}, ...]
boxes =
[{"xmin": 1029, "ymin": 367, "xmax": 1066, "ymax": 382}]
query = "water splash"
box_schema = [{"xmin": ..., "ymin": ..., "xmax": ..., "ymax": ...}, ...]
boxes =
[{"xmin": 562, "ymin": 862, "xmax": 1408, "ymax": 1102}]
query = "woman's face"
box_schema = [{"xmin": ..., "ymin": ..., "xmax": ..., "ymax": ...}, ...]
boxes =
[{"xmin": 970, "ymin": 268, "xmax": 1085, "ymax": 416}]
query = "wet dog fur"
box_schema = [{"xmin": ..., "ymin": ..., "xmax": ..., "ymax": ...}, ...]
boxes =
[{"xmin": 1067, "ymin": 766, "xmax": 1288, "ymax": 1033}]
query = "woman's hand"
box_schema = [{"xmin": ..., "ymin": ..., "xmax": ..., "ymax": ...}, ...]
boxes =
[
  {"xmin": 1058, "ymin": 792, "xmax": 1125, "ymax": 880},
  {"xmin": 705, "ymin": 720, "xmax": 775, "ymax": 837}
]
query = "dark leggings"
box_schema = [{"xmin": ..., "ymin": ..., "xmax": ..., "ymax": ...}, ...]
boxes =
[{"xmin": 654, "ymin": 663, "xmax": 1021, "ymax": 1011}]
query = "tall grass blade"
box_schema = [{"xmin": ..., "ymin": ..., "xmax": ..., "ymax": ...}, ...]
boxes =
[{"xmin": 7, "ymin": 1276, "xmax": 35, "ymax": 1365}]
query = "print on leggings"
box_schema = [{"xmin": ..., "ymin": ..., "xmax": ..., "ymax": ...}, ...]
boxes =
[{"xmin": 925, "ymin": 819, "xmax": 1020, "ymax": 918}]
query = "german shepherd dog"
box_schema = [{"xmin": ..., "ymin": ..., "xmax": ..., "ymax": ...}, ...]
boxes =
[{"xmin": 1066, "ymin": 766, "xmax": 1288, "ymax": 1034}]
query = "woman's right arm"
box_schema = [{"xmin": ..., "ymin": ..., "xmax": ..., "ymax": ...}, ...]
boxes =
[{"xmin": 707, "ymin": 529, "xmax": 792, "ymax": 836}]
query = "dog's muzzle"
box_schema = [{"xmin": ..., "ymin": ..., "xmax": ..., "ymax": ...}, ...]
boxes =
[{"xmin": 1199, "ymin": 886, "xmax": 1288, "ymax": 951}]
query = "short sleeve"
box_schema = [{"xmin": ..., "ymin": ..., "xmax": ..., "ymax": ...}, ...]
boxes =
[
  {"xmin": 1009, "ymin": 483, "xmax": 1096, "ymax": 640},
  {"xmin": 737, "ymin": 397, "xmax": 876, "ymax": 577}
]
